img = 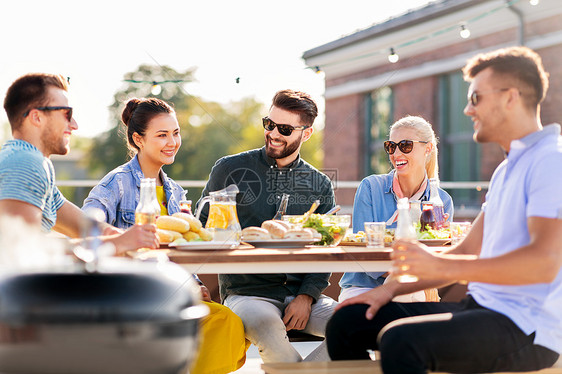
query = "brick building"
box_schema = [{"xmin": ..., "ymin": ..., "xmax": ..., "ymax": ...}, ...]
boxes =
[{"xmin": 303, "ymin": 0, "xmax": 562, "ymax": 218}]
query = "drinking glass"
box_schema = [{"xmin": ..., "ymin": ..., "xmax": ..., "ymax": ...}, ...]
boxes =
[
  {"xmin": 450, "ymin": 222, "xmax": 471, "ymax": 245},
  {"xmin": 364, "ymin": 222, "xmax": 386, "ymax": 248}
]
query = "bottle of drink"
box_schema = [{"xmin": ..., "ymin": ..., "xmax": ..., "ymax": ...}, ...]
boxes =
[
  {"xmin": 409, "ymin": 200, "xmax": 422, "ymax": 228},
  {"xmin": 420, "ymin": 202, "xmax": 436, "ymax": 231},
  {"xmin": 179, "ymin": 200, "xmax": 193, "ymax": 215},
  {"xmin": 429, "ymin": 178, "xmax": 445, "ymax": 229},
  {"xmin": 395, "ymin": 197, "xmax": 418, "ymax": 283},
  {"xmin": 273, "ymin": 193, "xmax": 290, "ymax": 220},
  {"xmin": 135, "ymin": 178, "xmax": 159, "ymax": 225},
  {"xmin": 179, "ymin": 190, "xmax": 193, "ymax": 215}
]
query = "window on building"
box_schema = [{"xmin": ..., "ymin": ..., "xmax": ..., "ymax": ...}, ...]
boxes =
[
  {"xmin": 438, "ymin": 71, "xmax": 481, "ymax": 208},
  {"xmin": 365, "ymin": 86, "xmax": 393, "ymax": 176}
]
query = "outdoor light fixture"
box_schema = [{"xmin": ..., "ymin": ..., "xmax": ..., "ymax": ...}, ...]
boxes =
[
  {"xmin": 151, "ymin": 84, "xmax": 162, "ymax": 96},
  {"xmin": 460, "ymin": 24, "xmax": 471, "ymax": 39},
  {"xmin": 314, "ymin": 66, "xmax": 322, "ymax": 74},
  {"xmin": 529, "ymin": 0, "xmax": 539, "ymax": 5},
  {"xmin": 388, "ymin": 48, "xmax": 399, "ymax": 63}
]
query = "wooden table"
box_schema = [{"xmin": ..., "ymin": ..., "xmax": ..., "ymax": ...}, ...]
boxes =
[
  {"xmin": 134, "ymin": 245, "xmax": 392, "ymax": 274},
  {"xmin": 262, "ymin": 360, "xmax": 380, "ymax": 374},
  {"xmin": 261, "ymin": 360, "xmax": 562, "ymax": 374}
]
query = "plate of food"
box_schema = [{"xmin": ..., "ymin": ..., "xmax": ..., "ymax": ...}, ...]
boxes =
[
  {"xmin": 382, "ymin": 227, "xmax": 451, "ymax": 247},
  {"xmin": 339, "ymin": 231, "xmax": 367, "ymax": 246},
  {"xmin": 339, "ymin": 241, "xmax": 367, "ymax": 246},
  {"xmin": 168, "ymin": 241, "xmax": 239, "ymax": 251},
  {"xmin": 418, "ymin": 238, "xmax": 451, "ymax": 246},
  {"xmin": 281, "ymin": 214, "xmax": 350, "ymax": 246},
  {"xmin": 243, "ymin": 239, "xmax": 318, "ymax": 249},
  {"xmin": 241, "ymin": 223, "xmax": 320, "ymax": 249}
]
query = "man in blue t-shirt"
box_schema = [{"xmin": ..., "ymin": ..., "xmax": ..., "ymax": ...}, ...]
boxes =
[
  {"xmin": 327, "ymin": 47, "xmax": 562, "ymax": 373},
  {"xmin": 0, "ymin": 73, "xmax": 158, "ymax": 253}
]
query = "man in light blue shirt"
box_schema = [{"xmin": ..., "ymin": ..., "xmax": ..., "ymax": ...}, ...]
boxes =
[
  {"xmin": 327, "ymin": 46, "xmax": 562, "ymax": 373},
  {"xmin": 0, "ymin": 73, "xmax": 158, "ymax": 253}
]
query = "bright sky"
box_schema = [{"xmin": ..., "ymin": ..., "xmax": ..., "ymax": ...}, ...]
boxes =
[{"xmin": 0, "ymin": 0, "xmax": 430, "ymax": 138}]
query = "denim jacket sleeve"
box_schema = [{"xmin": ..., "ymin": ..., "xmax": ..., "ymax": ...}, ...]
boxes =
[
  {"xmin": 161, "ymin": 173, "xmax": 185, "ymax": 216},
  {"xmin": 82, "ymin": 172, "xmax": 137, "ymax": 229},
  {"xmin": 352, "ymin": 178, "xmax": 376, "ymax": 233},
  {"xmin": 440, "ymin": 188, "xmax": 455, "ymax": 222},
  {"xmin": 83, "ymin": 181, "xmax": 121, "ymax": 226}
]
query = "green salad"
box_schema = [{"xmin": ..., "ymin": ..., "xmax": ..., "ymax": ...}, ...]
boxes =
[
  {"xmin": 415, "ymin": 224, "xmax": 451, "ymax": 240},
  {"xmin": 285, "ymin": 213, "xmax": 349, "ymax": 246}
]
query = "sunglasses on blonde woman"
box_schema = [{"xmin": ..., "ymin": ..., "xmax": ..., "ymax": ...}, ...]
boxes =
[{"xmin": 384, "ymin": 140, "xmax": 428, "ymax": 155}]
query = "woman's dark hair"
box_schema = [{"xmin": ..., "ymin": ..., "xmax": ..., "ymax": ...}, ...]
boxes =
[{"xmin": 121, "ymin": 97, "xmax": 175, "ymax": 155}]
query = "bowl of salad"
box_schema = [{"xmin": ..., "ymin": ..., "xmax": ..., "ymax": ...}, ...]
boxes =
[
  {"xmin": 282, "ymin": 214, "xmax": 351, "ymax": 246},
  {"xmin": 384, "ymin": 225, "xmax": 451, "ymax": 246}
]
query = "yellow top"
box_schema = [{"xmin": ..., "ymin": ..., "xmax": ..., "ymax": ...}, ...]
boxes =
[
  {"xmin": 155, "ymin": 185, "xmax": 168, "ymax": 216},
  {"xmin": 190, "ymin": 301, "xmax": 249, "ymax": 374}
]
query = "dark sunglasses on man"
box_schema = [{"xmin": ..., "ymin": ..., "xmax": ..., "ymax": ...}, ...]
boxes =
[
  {"xmin": 383, "ymin": 139, "xmax": 428, "ymax": 155},
  {"xmin": 262, "ymin": 117, "xmax": 308, "ymax": 136},
  {"xmin": 468, "ymin": 88, "xmax": 511, "ymax": 107},
  {"xmin": 23, "ymin": 106, "xmax": 73, "ymax": 122}
]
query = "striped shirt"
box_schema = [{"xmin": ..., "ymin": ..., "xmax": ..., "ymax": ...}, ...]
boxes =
[{"xmin": 0, "ymin": 139, "xmax": 65, "ymax": 231}]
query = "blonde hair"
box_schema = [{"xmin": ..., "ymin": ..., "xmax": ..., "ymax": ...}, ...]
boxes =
[{"xmin": 389, "ymin": 116, "xmax": 439, "ymax": 178}]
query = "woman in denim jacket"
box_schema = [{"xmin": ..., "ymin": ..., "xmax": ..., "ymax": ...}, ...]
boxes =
[
  {"xmin": 83, "ymin": 99, "xmax": 183, "ymax": 225},
  {"xmin": 339, "ymin": 116, "xmax": 453, "ymax": 303},
  {"xmin": 83, "ymin": 97, "xmax": 248, "ymax": 374}
]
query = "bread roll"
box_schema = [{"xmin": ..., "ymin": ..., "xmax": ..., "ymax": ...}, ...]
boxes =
[
  {"xmin": 183, "ymin": 231, "xmax": 200, "ymax": 242},
  {"xmin": 172, "ymin": 212, "xmax": 203, "ymax": 232},
  {"xmin": 274, "ymin": 220, "xmax": 292, "ymax": 230},
  {"xmin": 170, "ymin": 237, "xmax": 188, "ymax": 246},
  {"xmin": 261, "ymin": 220, "xmax": 287, "ymax": 239},
  {"xmin": 198, "ymin": 228, "xmax": 213, "ymax": 241},
  {"xmin": 156, "ymin": 228, "xmax": 183, "ymax": 244},
  {"xmin": 283, "ymin": 229, "xmax": 313, "ymax": 240},
  {"xmin": 242, "ymin": 227, "xmax": 271, "ymax": 241},
  {"xmin": 304, "ymin": 228, "xmax": 322, "ymax": 241},
  {"xmin": 156, "ymin": 216, "xmax": 190, "ymax": 233}
]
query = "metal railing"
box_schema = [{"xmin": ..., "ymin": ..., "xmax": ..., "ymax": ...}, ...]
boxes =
[
  {"xmin": 332, "ymin": 180, "xmax": 489, "ymax": 191},
  {"xmin": 58, "ymin": 179, "xmax": 487, "ymax": 219},
  {"xmin": 57, "ymin": 179, "xmax": 490, "ymax": 191}
]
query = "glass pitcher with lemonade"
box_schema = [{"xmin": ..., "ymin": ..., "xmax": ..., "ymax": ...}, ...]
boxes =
[{"xmin": 195, "ymin": 184, "xmax": 241, "ymax": 244}]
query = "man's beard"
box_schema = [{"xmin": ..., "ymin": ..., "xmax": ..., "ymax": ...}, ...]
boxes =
[
  {"xmin": 42, "ymin": 130, "xmax": 69, "ymax": 156},
  {"xmin": 265, "ymin": 133, "xmax": 302, "ymax": 160}
]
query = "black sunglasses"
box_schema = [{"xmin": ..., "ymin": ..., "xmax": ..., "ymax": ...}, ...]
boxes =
[
  {"xmin": 468, "ymin": 88, "xmax": 510, "ymax": 107},
  {"xmin": 23, "ymin": 106, "xmax": 73, "ymax": 122},
  {"xmin": 384, "ymin": 140, "xmax": 428, "ymax": 155},
  {"xmin": 262, "ymin": 117, "xmax": 308, "ymax": 136}
]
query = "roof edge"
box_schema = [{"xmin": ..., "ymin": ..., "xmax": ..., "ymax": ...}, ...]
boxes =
[{"xmin": 302, "ymin": 0, "xmax": 492, "ymax": 60}]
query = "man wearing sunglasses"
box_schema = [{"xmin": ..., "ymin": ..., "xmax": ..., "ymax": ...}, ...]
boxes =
[
  {"xmin": 0, "ymin": 73, "xmax": 159, "ymax": 253},
  {"xmin": 327, "ymin": 46, "xmax": 562, "ymax": 373},
  {"xmin": 196, "ymin": 89, "xmax": 337, "ymax": 363}
]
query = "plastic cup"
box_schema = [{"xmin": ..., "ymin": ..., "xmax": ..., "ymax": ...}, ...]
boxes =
[
  {"xmin": 364, "ymin": 222, "xmax": 386, "ymax": 248},
  {"xmin": 450, "ymin": 222, "xmax": 471, "ymax": 245}
]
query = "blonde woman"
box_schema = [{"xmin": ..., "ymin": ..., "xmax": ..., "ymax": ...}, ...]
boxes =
[{"xmin": 339, "ymin": 116, "xmax": 453, "ymax": 302}]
